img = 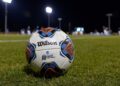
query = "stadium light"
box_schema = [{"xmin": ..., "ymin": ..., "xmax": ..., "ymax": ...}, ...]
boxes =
[
  {"xmin": 45, "ymin": 6, "xmax": 53, "ymax": 27},
  {"xmin": 2, "ymin": 0, "xmax": 12, "ymax": 33},
  {"xmin": 106, "ymin": 13, "xmax": 112, "ymax": 31},
  {"xmin": 2, "ymin": 0, "xmax": 12, "ymax": 3},
  {"xmin": 58, "ymin": 18, "xmax": 62, "ymax": 29}
]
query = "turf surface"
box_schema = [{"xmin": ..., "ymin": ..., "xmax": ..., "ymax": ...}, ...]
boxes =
[{"xmin": 0, "ymin": 34, "xmax": 120, "ymax": 86}]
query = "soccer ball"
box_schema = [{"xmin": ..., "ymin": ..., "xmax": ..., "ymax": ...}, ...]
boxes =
[{"xmin": 26, "ymin": 27, "xmax": 74, "ymax": 77}]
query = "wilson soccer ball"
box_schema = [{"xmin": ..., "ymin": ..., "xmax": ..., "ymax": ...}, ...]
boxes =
[{"xmin": 26, "ymin": 27, "xmax": 74, "ymax": 77}]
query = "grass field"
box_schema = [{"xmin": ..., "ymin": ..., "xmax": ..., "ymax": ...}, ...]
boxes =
[{"xmin": 0, "ymin": 34, "xmax": 120, "ymax": 86}]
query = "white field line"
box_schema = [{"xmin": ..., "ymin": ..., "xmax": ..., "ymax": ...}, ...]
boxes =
[{"xmin": 0, "ymin": 40, "xmax": 28, "ymax": 43}]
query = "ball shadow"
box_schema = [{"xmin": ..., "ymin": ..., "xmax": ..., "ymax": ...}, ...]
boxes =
[
  {"xmin": 23, "ymin": 65, "xmax": 63, "ymax": 79},
  {"xmin": 23, "ymin": 65, "xmax": 42, "ymax": 78}
]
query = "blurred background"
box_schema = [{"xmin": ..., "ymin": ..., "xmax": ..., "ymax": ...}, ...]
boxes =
[{"xmin": 0, "ymin": 0, "xmax": 120, "ymax": 35}]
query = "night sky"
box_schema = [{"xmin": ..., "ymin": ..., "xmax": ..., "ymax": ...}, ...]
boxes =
[{"xmin": 0, "ymin": 0, "xmax": 120, "ymax": 32}]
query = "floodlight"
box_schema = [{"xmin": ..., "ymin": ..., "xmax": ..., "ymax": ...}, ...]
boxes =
[
  {"xmin": 2, "ymin": 0, "xmax": 12, "ymax": 3},
  {"xmin": 45, "ymin": 6, "xmax": 52, "ymax": 14}
]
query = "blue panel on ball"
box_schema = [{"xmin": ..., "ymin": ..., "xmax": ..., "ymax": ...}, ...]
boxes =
[
  {"xmin": 60, "ymin": 38, "xmax": 74, "ymax": 61},
  {"xmin": 38, "ymin": 28, "xmax": 56, "ymax": 38},
  {"xmin": 26, "ymin": 43, "xmax": 36, "ymax": 63},
  {"xmin": 41, "ymin": 32, "xmax": 46, "ymax": 37},
  {"xmin": 47, "ymin": 32, "xmax": 52, "ymax": 36},
  {"xmin": 61, "ymin": 44, "xmax": 67, "ymax": 49}
]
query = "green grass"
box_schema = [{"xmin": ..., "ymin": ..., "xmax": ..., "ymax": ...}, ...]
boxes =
[
  {"xmin": 0, "ymin": 34, "xmax": 120, "ymax": 86},
  {"xmin": 0, "ymin": 34, "xmax": 30, "ymax": 40}
]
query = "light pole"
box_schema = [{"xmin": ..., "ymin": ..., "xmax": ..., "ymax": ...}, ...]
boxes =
[
  {"xmin": 2, "ymin": 0, "xmax": 12, "ymax": 33},
  {"xmin": 68, "ymin": 22, "xmax": 71, "ymax": 34},
  {"xmin": 45, "ymin": 6, "xmax": 53, "ymax": 27},
  {"xmin": 106, "ymin": 13, "xmax": 112, "ymax": 31},
  {"xmin": 58, "ymin": 18, "xmax": 62, "ymax": 29}
]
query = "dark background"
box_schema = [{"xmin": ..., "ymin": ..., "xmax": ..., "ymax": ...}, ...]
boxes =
[{"xmin": 0, "ymin": 0, "xmax": 120, "ymax": 32}]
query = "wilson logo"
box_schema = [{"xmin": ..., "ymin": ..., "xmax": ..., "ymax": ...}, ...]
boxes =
[{"xmin": 37, "ymin": 41, "xmax": 57, "ymax": 46}]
